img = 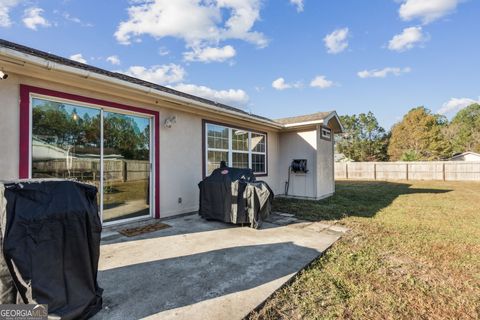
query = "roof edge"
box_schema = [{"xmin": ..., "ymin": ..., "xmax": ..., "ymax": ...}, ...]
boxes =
[
  {"xmin": 280, "ymin": 111, "xmax": 343, "ymax": 133},
  {"xmin": 0, "ymin": 39, "xmax": 282, "ymax": 129}
]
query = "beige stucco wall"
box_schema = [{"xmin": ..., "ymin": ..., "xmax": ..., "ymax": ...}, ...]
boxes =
[
  {"xmin": 316, "ymin": 125, "xmax": 335, "ymax": 198},
  {"xmin": 278, "ymin": 130, "xmax": 317, "ymax": 198},
  {"xmin": 0, "ymin": 73, "xmax": 20, "ymax": 180},
  {"xmin": 0, "ymin": 71, "xmax": 282, "ymax": 217},
  {"xmin": 261, "ymin": 131, "xmax": 281, "ymax": 195},
  {"xmin": 277, "ymin": 126, "xmax": 335, "ymax": 200},
  {"xmin": 158, "ymin": 111, "xmax": 202, "ymax": 217}
]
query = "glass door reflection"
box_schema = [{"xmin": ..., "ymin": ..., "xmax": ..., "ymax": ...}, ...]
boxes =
[
  {"xmin": 102, "ymin": 111, "xmax": 151, "ymax": 222},
  {"xmin": 31, "ymin": 98, "xmax": 101, "ymax": 199}
]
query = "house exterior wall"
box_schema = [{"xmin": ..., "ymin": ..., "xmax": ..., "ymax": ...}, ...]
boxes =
[
  {"xmin": 278, "ymin": 130, "xmax": 317, "ymax": 198},
  {"xmin": 0, "ymin": 71, "xmax": 282, "ymax": 218},
  {"xmin": 316, "ymin": 125, "xmax": 335, "ymax": 198},
  {"xmin": 263, "ymin": 131, "xmax": 281, "ymax": 195},
  {"xmin": 277, "ymin": 126, "xmax": 335, "ymax": 200},
  {"xmin": 159, "ymin": 111, "xmax": 202, "ymax": 217},
  {"xmin": 0, "ymin": 73, "xmax": 20, "ymax": 180}
]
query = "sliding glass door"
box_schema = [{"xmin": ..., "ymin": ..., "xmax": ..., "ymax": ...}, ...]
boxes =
[{"xmin": 31, "ymin": 97, "xmax": 153, "ymax": 224}]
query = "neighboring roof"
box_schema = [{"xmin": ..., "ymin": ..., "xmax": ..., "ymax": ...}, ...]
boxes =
[
  {"xmin": 450, "ymin": 152, "xmax": 480, "ymax": 159},
  {"xmin": 0, "ymin": 39, "xmax": 343, "ymax": 133}
]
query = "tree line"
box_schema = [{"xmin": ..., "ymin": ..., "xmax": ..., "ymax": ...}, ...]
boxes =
[
  {"xmin": 336, "ymin": 104, "xmax": 480, "ymax": 161},
  {"xmin": 33, "ymin": 103, "xmax": 150, "ymax": 161}
]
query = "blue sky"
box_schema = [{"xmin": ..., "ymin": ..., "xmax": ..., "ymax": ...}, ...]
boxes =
[{"xmin": 1, "ymin": 0, "xmax": 479, "ymax": 129}]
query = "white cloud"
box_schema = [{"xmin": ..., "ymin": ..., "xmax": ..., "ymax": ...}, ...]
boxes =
[
  {"xmin": 184, "ymin": 45, "xmax": 236, "ymax": 63},
  {"xmin": 399, "ymin": 0, "xmax": 461, "ymax": 24},
  {"xmin": 357, "ymin": 67, "xmax": 412, "ymax": 78},
  {"xmin": 170, "ymin": 83, "xmax": 249, "ymax": 106},
  {"xmin": 118, "ymin": 61, "xmax": 247, "ymax": 106},
  {"xmin": 438, "ymin": 97, "xmax": 480, "ymax": 115},
  {"xmin": 69, "ymin": 53, "xmax": 87, "ymax": 64},
  {"xmin": 310, "ymin": 75, "xmax": 334, "ymax": 89},
  {"xmin": 323, "ymin": 27, "xmax": 349, "ymax": 54},
  {"xmin": 61, "ymin": 12, "xmax": 93, "ymax": 27},
  {"xmin": 0, "ymin": 0, "xmax": 21, "ymax": 27},
  {"xmin": 158, "ymin": 47, "xmax": 170, "ymax": 56},
  {"xmin": 272, "ymin": 78, "xmax": 289, "ymax": 90},
  {"xmin": 120, "ymin": 64, "xmax": 186, "ymax": 84},
  {"xmin": 106, "ymin": 55, "xmax": 121, "ymax": 65},
  {"xmin": 290, "ymin": 0, "xmax": 304, "ymax": 12},
  {"xmin": 388, "ymin": 26, "xmax": 427, "ymax": 52},
  {"xmin": 271, "ymin": 77, "xmax": 302, "ymax": 90},
  {"xmin": 22, "ymin": 7, "xmax": 50, "ymax": 30},
  {"xmin": 114, "ymin": 0, "xmax": 267, "ymax": 52}
]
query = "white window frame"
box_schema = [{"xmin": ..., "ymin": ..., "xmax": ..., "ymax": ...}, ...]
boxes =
[{"xmin": 205, "ymin": 122, "xmax": 267, "ymax": 176}]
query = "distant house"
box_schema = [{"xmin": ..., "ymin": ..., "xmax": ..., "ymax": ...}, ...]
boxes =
[
  {"xmin": 450, "ymin": 152, "xmax": 480, "ymax": 162},
  {"xmin": 33, "ymin": 137, "xmax": 71, "ymax": 161}
]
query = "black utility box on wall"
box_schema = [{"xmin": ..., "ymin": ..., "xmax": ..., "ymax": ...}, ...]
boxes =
[{"xmin": 291, "ymin": 159, "xmax": 308, "ymax": 173}]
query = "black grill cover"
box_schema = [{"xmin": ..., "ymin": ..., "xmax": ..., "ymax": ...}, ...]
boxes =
[
  {"xmin": 198, "ymin": 167, "xmax": 273, "ymax": 228},
  {"xmin": 0, "ymin": 180, "xmax": 103, "ymax": 319}
]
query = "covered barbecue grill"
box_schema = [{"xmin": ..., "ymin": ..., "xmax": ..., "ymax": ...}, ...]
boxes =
[
  {"xmin": 198, "ymin": 166, "xmax": 273, "ymax": 228},
  {"xmin": 0, "ymin": 179, "xmax": 103, "ymax": 319}
]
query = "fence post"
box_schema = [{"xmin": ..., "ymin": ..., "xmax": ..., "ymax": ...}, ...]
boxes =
[
  {"xmin": 122, "ymin": 161, "xmax": 127, "ymax": 182},
  {"xmin": 443, "ymin": 162, "xmax": 446, "ymax": 181},
  {"xmin": 373, "ymin": 163, "xmax": 377, "ymax": 180},
  {"xmin": 406, "ymin": 163, "xmax": 409, "ymax": 180},
  {"xmin": 345, "ymin": 163, "xmax": 349, "ymax": 180}
]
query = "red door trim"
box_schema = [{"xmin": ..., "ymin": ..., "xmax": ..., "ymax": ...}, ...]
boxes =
[{"xmin": 19, "ymin": 84, "xmax": 161, "ymax": 218}]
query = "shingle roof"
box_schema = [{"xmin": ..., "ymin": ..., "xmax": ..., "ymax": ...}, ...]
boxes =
[
  {"xmin": 275, "ymin": 111, "xmax": 334, "ymax": 125},
  {"xmin": 0, "ymin": 39, "xmax": 274, "ymax": 123}
]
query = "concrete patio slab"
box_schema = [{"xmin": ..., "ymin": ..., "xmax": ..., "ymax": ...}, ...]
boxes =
[{"xmin": 93, "ymin": 213, "xmax": 347, "ymax": 320}]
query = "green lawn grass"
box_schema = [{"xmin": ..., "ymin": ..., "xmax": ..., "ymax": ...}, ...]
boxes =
[{"xmin": 249, "ymin": 180, "xmax": 480, "ymax": 320}]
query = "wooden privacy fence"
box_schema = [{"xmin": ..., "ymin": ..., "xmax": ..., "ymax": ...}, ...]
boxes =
[
  {"xmin": 33, "ymin": 159, "xmax": 150, "ymax": 182},
  {"xmin": 335, "ymin": 162, "xmax": 480, "ymax": 181}
]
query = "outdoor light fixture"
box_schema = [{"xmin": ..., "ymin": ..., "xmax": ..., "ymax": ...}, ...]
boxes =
[
  {"xmin": 164, "ymin": 115, "xmax": 176, "ymax": 128},
  {"xmin": 0, "ymin": 71, "xmax": 8, "ymax": 80}
]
